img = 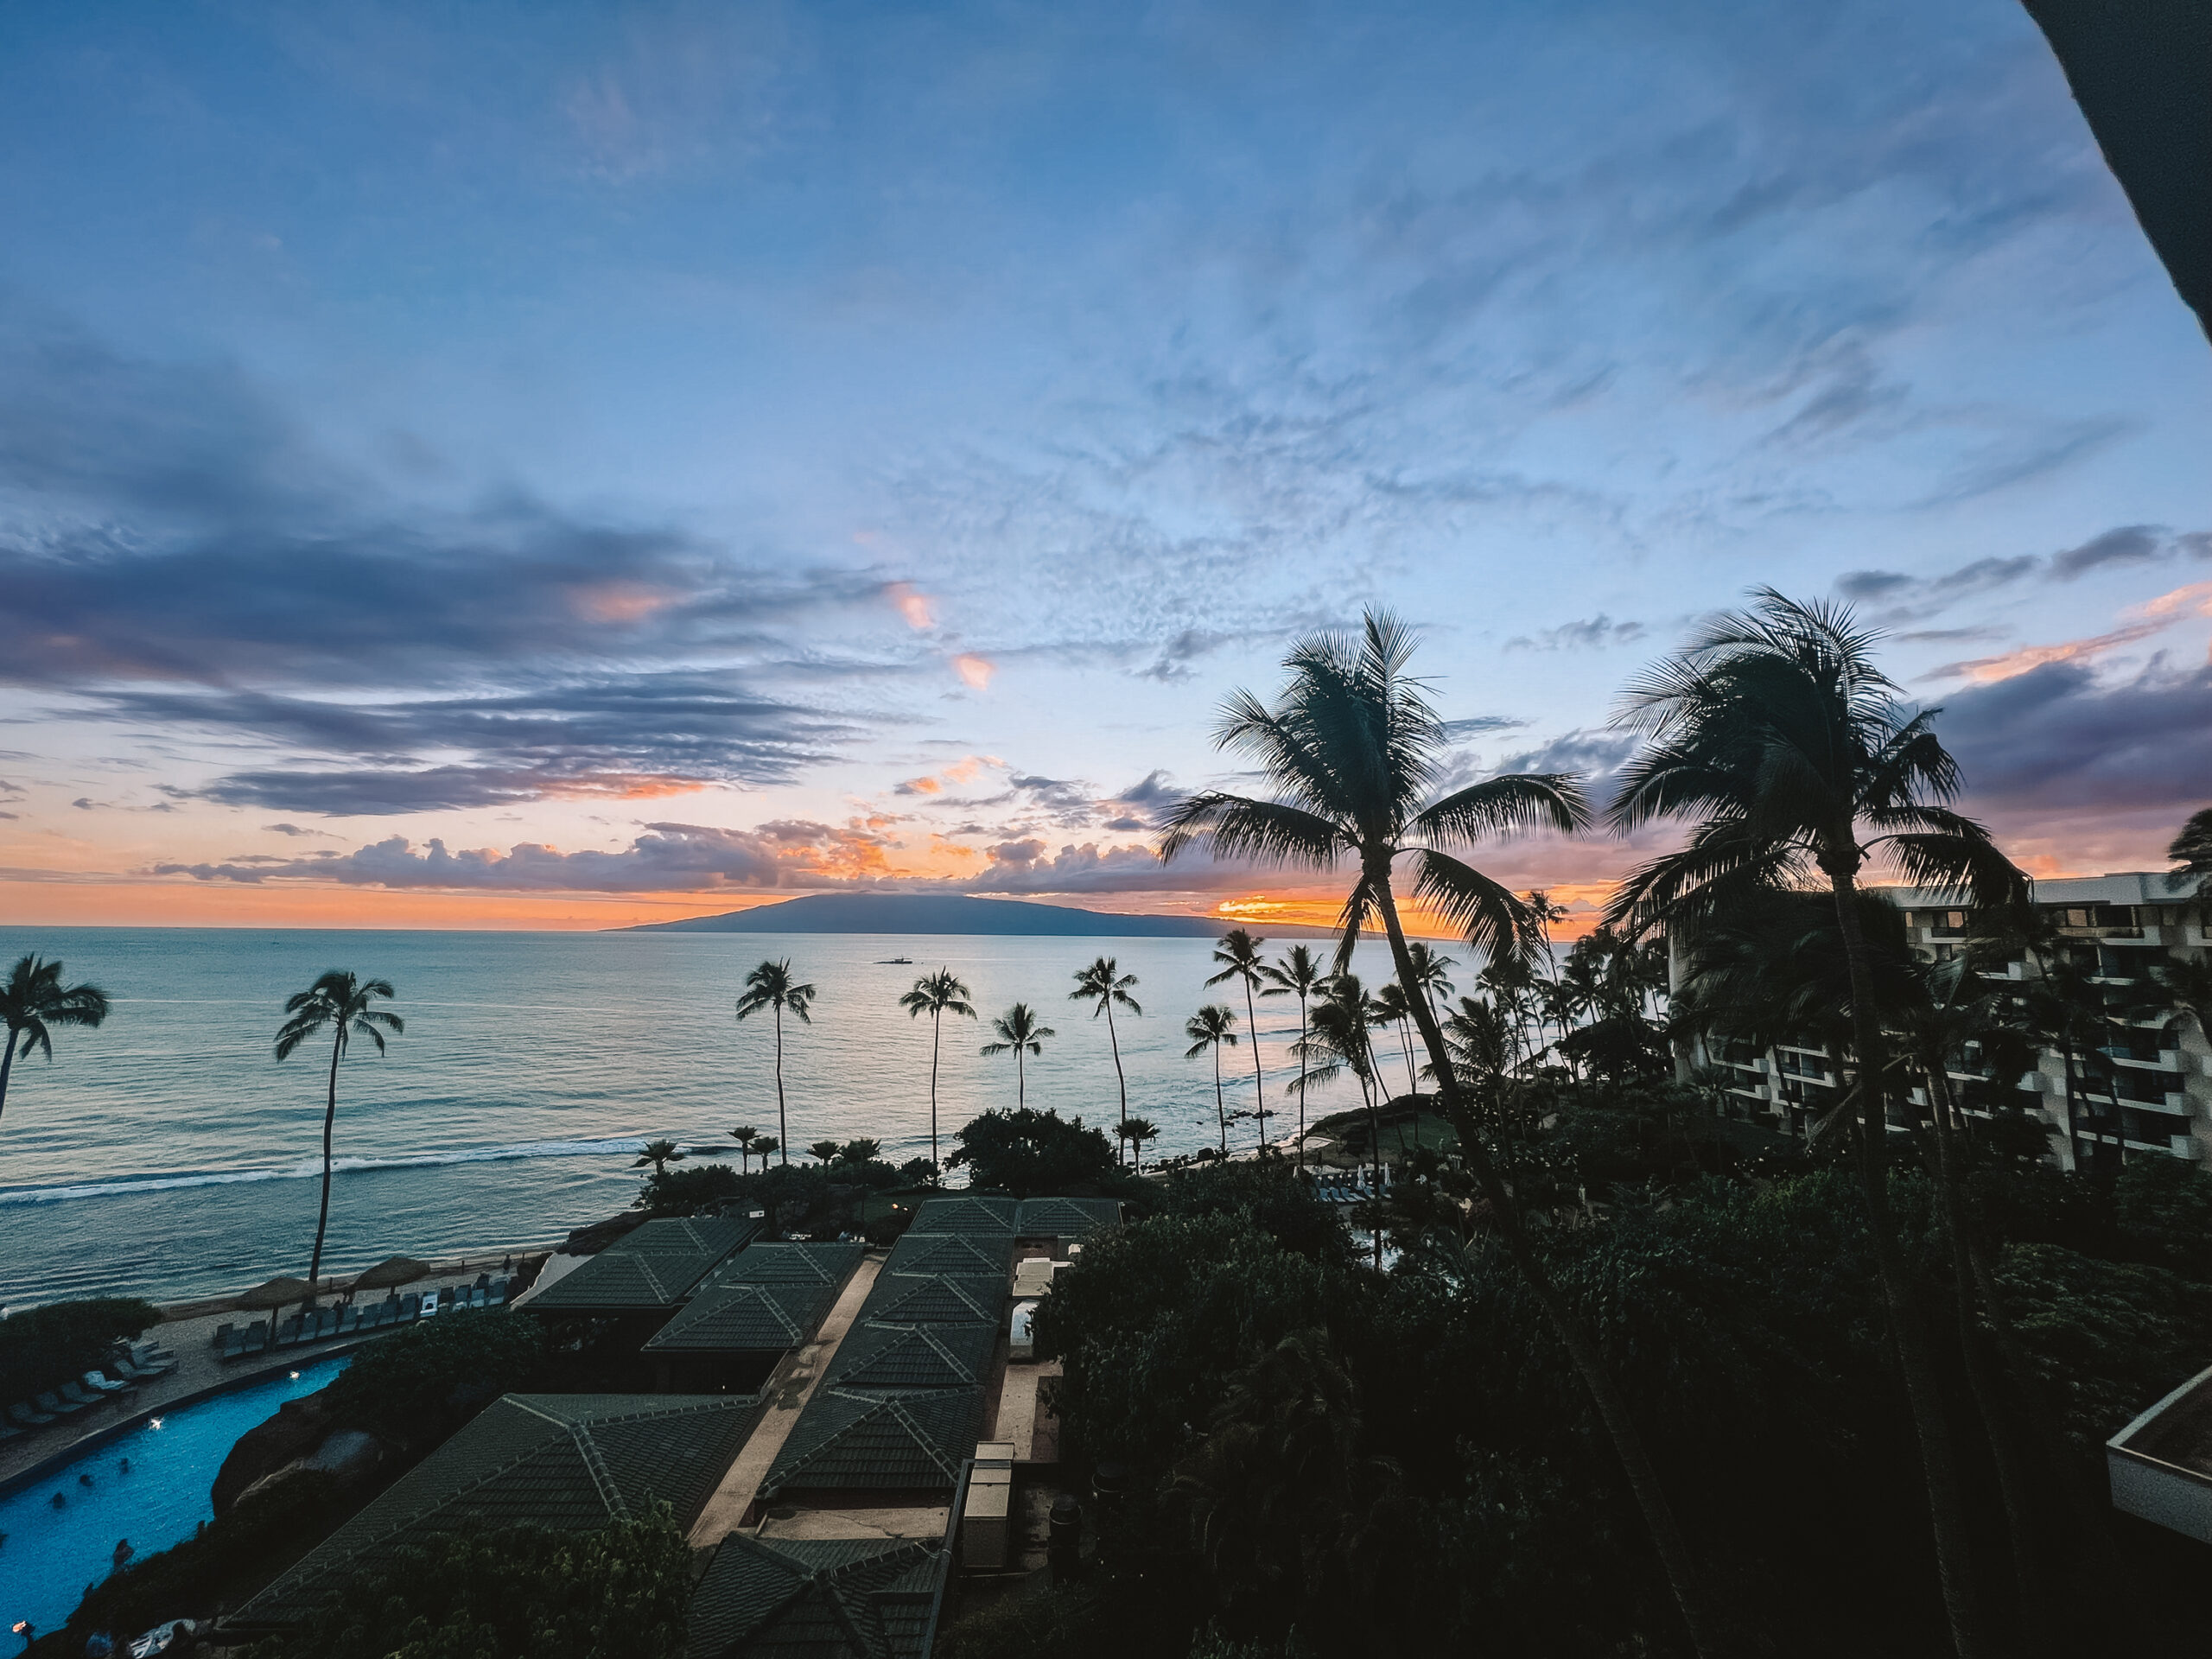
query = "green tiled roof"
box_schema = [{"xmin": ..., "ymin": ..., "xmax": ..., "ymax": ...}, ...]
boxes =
[
  {"xmin": 830, "ymin": 1319, "xmax": 996, "ymax": 1390},
  {"xmin": 903, "ymin": 1195, "xmax": 1016, "ymax": 1235},
  {"xmin": 860, "ymin": 1274, "xmax": 1002, "ymax": 1325},
  {"xmin": 528, "ymin": 1216, "xmax": 760, "ymax": 1311},
  {"xmin": 721, "ymin": 1240, "xmax": 867, "ymax": 1287},
  {"xmin": 884, "ymin": 1230, "xmax": 1014, "ymax": 1278},
  {"xmin": 234, "ymin": 1394, "xmax": 762, "ymax": 1628},
  {"xmin": 687, "ymin": 1535, "xmax": 948, "ymax": 1659},
  {"xmin": 1015, "ymin": 1196, "xmax": 1122, "ymax": 1238},
  {"xmin": 763, "ymin": 1387, "xmax": 986, "ymax": 1497},
  {"xmin": 646, "ymin": 1280, "xmax": 849, "ymax": 1352}
]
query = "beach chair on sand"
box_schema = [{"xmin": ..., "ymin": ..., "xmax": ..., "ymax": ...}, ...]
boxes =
[
  {"xmin": 60, "ymin": 1381, "xmax": 108, "ymax": 1409},
  {"xmin": 399, "ymin": 1293, "xmax": 421, "ymax": 1321},
  {"xmin": 210, "ymin": 1323, "xmax": 234, "ymax": 1351},
  {"xmin": 37, "ymin": 1389, "xmax": 86, "ymax": 1416},
  {"xmin": 9, "ymin": 1400, "xmax": 55, "ymax": 1427},
  {"xmin": 242, "ymin": 1325, "xmax": 268, "ymax": 1355}
]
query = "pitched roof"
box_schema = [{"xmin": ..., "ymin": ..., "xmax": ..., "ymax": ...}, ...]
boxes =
[
  {"xmin": 860, "ymin": 1274, "xmax": 1003, "ymax": 1325},
  {"xmin": 763, "ymin": 1387, "xmax": 987, "ymax": 1497},
  {"xmin": 830, "ymin": 1319, "xmax": 997, "ymax": 1390},
  {"xmin": 687, "ymin": 1535, "xmax": 948, "ymax": 1659},
  {"xmin": 1015, "ymin": 1196, "xmax": 1122, "ymax": 1238},
  {"xmin": 234, "ymin": 1394, "xmax": 762, "ymax": 1627},
  {"xmin": 646, "ymin": 1280, "xmax": 850, "ymax": 1352},
  {"xmin": 903, "ymin": 1195, "xmax": 1016, "ymax": 1235},
  {"xmin": 884, "ymin": 1231, "xmax": 1014, "ymax": 1278},
  {"xmin": 528, "ymin": 1216, "xmax": 760, "ymax": 1312},
  {"xmin": 721, "ymin": 1240, "xmax": 868, "ymax": 1286}
]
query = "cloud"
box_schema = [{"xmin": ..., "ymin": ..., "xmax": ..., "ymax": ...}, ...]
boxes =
[
  {"xmin": 2050, "ymin": 524, "xmax": 2164, "ymax": 580},
  {"xmin": 264, "ymin": 822, "xmax": 333, "ymax": 837},
  {"xmin": 1837, "ymin": 527, "xmax": 2209, "ymax": 623},
  {"xmin": 1929, "ymin": 580, "xmax": 2212, "ymax": 684},
  {"xmin": 1941, "ymin": 659, "xmax": 2212, "ymax": 815},
  {"xmin": 950, "ymin": 653, "xmax": 995, "ymax": 690},
  {"xmin": 885, "ymin": 582, "xmax": 935, "ymax": 630},
  {"xmin": 1504, "ymin": 614, "xmax": 1646, "ymax": 652},
  {"xmin": 1440, "ymin": 716, "xmax": 1529, "ymax": 738}
]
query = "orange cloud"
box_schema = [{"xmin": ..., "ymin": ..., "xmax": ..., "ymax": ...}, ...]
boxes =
[
  {"xmin": 885, "ymin": 582, "xmax": 934, "ymax": 630},
  {"xmin": 1939, "ymin": 580, "xmax": 2212, "ymax": 685},
  {"xmin": 951, "ymin": 653, "xmax": 994, "ymax": 689},
  {"xmin": 901, "ymin": 775, "xmax": 944, "ymax": 794},
  {"xmin": 566, "ymin": 582, "xmax": 676, "ymax": 625}
]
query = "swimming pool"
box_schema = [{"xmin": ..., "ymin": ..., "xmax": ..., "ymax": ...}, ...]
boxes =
[{"xmin": 0, "ymin": 1355, "xmax": 351, "ymax": 1637}]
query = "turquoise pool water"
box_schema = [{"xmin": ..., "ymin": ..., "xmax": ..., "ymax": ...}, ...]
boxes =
[{"xmin": 0, "ymin": 1356, "xmax": 351, "ymax": 1637}]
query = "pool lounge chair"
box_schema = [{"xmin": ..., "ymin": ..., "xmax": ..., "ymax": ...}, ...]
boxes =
[
  {"xmin": 60, "ymin": 1381, "xmax": 108, "ymax": 1409},
  {"xmin": 0, "ymin": 1420, "xmax": 22, "ymax": 1444},
  {"xmin": 398, "ymin": 1293, "xmax": 421, "ymax": 1320},
  {"xmin": 9, "ymin": 1400, "xmax": 54, "ymax": 1427},
  {"xmin": 486, "ymin": 1280, "xmax": 507, "ymax": 1307},
  {"xmin": 119, "ymin": 1346, "xmax": 175, "ymax": 1379},
  {"xmin": 81, "ymin": 1370, "xmax": 134, "ymax": 1395},
  {"xmin": 210, "ymin": 1323, "xmax": 234, "ymax": 1350},
  {"xmin": 242, "ymin": 1325, "xmax": 268, "ymax": 1355},
  {"xmin": 36, "ymin": 1389, "xmax": 86, "ymax": 1416}
]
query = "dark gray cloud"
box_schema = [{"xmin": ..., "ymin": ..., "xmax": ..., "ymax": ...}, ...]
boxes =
[
  {"xmin": 1504, "ymin": 614, "xmax": 1646, "ymax": 652},
  {"xmin": 1836, "ymin": 525, "xmax": 2207, "ymax": 624},
  {"xmin": 1440, "ymin": 716, "xmax": 1528, "ymax": 738},
  {"xmin": 1939, "ymin": 660, "xmax": 2212, "ymax": 813}
]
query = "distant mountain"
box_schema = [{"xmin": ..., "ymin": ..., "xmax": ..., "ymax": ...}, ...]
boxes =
[{"xmin": 618, "ymin": 893, "xmax": 1342, "ymax": 938}]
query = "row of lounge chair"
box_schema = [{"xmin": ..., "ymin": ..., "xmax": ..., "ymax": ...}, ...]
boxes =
[
  {"xmin": 214, "ymin": 1274, "xmax": 516, "ymax": 1362},
  {"xmin": 0, "ymin": 1340, "xmax": 178, "ymax": 1446}
]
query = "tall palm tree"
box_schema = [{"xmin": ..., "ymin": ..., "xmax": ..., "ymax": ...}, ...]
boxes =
[
  {"xmin": 735, "ymin": 960, "xmax": 815, "ymax": 1166},
  {"xmin": 808, "ymin": 1138, "xmax": 842, "ymax": 1164},
  {"xmin": 1605, "ymin": 589, "xmax": 2025, "ymax": 1659},
  {"xmin": 1260, "ymin": 945, "xmax": 1329, "ymax": 1170},
  {"xmin": 1160, "ymin": 610, "xmax": 1731, "ymax": 1659},
  {"xmin": 1403, "ymin": 940, "xmax": 1456, "ymax": 1014},
  {"xmin": 276, "ymin": 970, "xmax": 403, "ymax": 1299},
  {"xmin": 0, "ymin": 955, "xmax": 111, "ymax": 1129},
  {"xmin": 2166, "ymin": 805, "xmax": 2212, "ymax": 894},
  {"xmin": 900, "ymin": 968, "xmax": 976, "ymax": 1177},
  {"xmin": 1294, "ymin": 973, "xmax": 1389, "ymax": 1268},
  {"xmin": 1207, "ymin": 930, "xmax": 1271, "ymax": 1139},
  {"xmin": 729, "ymin": 1124, "xmax": 759, "ymax": 1173},
  {"xmin": 1119, "ymin": 1116, "xmax": 1160, "ymax": 1173},
  {"xmin": 753, "ymin": 1135, "xmax": 780, "ymax": 1165},
  {"xmin": 1184, "ymin": 1004, "xmax": 1242, "ymax": 1152},
  {"xmin": 633, "ymin": 1138, "xmax": 686, "ymax": 1178},
  {"xmin": 1370, "ymin": 981, "xmax": 1422, "ymax": 1102},
  {"xmin": 1070, "ymin": 958, "xmax": 1142, "ymax": 1164},
  {"xmin": 981, "ymin": 1002, "xmax": 1054, "ymax": 1108}
]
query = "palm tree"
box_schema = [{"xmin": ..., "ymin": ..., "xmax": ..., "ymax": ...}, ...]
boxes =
[
  {"xmin": 840, "ymin": 1136, "xmax": 881, "ymax": 1165},
  {"xmin": 981, "ymin": 1003, "xmax": 1054, "ymax": 1107},
  {"xmin": 1160, "ymin": 611, "xmax": 1731, "ymax": 1659},
  {"xmin": 735, "ymin": 960, "xmax": 816, "ymax": 1166},
  {"xmin": 1404, "ymin": 940, "xmax": 1456, "ymax": 1014},
  {"xmin": 1260, "ymin": 945, "xmax": 1329, "ymax": 1170},
  {"xmin": 1207, "ymin": 930, "xmax": 1270, "ymax": 1139},
  {"xmin": 633, "ymin": 1138, "xmax": 686, "ymax": 1178},
  {"xmin": 1370, "ymin": 981, "xmax": 1421, "ymax": 1103},
  {"xmin": 753, "ymin": 1135, "xmax": 780, "ymax": 1165},
  {"xmin": 1294, "ymin": 973, "xmax": 1389, "ymax": 1268},
  {"xmin": 808, "ymin": 1138, "xmax": 842, "ymax": 1164},
  {"xmin": 1605, "ymin": 589, "xmax": 2026, "ymax": 1659},
  {"xmin": 1184, "ymin": 1004, "xmax": 1242, "ymax": 1152},
  {"xmin": 2167, "ymin": 805, "xmax": 2212, "ymax": 894},
  {"xmin": 276, "ymin": 970, "xmax": 403, "ymax": 1299},
  {"xmin": 729, "ymin": 1124, "xmax": 759, "ymax": 1173},
  {"xmin": 900, "ymin": 968, "xmax": 976, "ymax": 1176},
  {"xmin": 1070, "ymin": 958, "xmax": 1142, "ymax": 1163},
  {"xmin": 1119, "ymin": 1115, "xmax": 1160, "ymax": 1173},
  {"xmin": 0, "ymin": 955, "xmax": 111, "ymax": 1129}
]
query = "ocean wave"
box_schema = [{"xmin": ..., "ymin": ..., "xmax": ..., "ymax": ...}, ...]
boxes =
[{"xmin": 0, "ymin": 1137, "xmax": 653, "ymax": 1206}]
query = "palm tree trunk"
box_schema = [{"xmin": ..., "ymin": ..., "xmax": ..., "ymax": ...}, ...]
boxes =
[
  {"xmin": 308, "ymin": 1026, "xmax": 343, "ymax": 1297},
  {"xmin": 1213, "ymin": 1048, "xmax": 1225, "ymax": 1151},
  {"xmin": 0, "ymin": 1032, "xmax": 15, "ymax": 1127},
  {"xmin": 774, "ymin": 1003, "xmax": 788, "ymax": 1164},
  {"xmin": 1017, "ymin": 1044, "xmax": 1026, "ymax": 1109},
  {"xmin": 1828, "ymin": 868, "xmax": 1987, "ymax": 1659},
  {"xmin": 930, "ymin": 1010, "xmax": 943, "ymax": 1176},
  {"xmin": 1242, "ymin": 978, "xmax": 1265, "ymax": 1141},
  {"xmin": 1296, "ymin": 995, "xmax": 1309, "ymax": 1173},
  {"xmin": 1106, "ymin": 999, "xmax": 1128, "ymax": 1166},
  {"xmin": 1369, "ymin": 870, "xmax": 1726, "ymax": 1659},
  {"xmin": 1926, "ymin": 1064, "xmax": 2052, "ymax": 1658}
]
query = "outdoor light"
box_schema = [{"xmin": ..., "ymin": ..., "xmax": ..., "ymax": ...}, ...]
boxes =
[
  {"xmin": 289, "ymin": 1370, "xmax": 300, "ymax": 1379},
  {"xmin": 149, "ymin": 1418, "xmax": 163, "ymax": 1429}
]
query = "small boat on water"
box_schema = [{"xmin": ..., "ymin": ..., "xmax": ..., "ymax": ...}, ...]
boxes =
[{"xmin": 876, "ymin": 957, "xmax": 914, "ymax": 964}]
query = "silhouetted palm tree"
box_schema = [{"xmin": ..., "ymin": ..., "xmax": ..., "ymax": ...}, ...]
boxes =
[
  {"xmin": 729, "ymin": 1124, "xmax": 759, "ymax": 1173},
  {"xmin": 1160, "ymin": 611, "xmax": 1728, "ymax": 1657},
  {"xmin": 2167, "ymin": 805, "xmax": 2212, "ymax": 894},
  {"xmin": 1071, "ymin": 957, "xmax": 1143, "ymax": 1163},
  {"xmin": 735, "ymin": 960, "xmax": 816, "ymax": 1166},
  {"xmin": 1184, "ymin": 1004, "xmax": 1241, "ymax": 1153},
  {"xmin": 1260, "ymin": 945, "xmax": 1329, "ymax": 1170},
  {"xmin": 1294, "ymin": 973, "xmax": 1388, "ymax": 1268},
  {"xmin": 1606, "ymin": 589, "xmax": 2025, "ymax": 1659},
  {"xmin": 276, "ymin": 970, "xmax": 403, "ymax": 1299},
  {"xmin": 840, "ymin": 1137, "xmax": 881, "ymax": 1165},
  {"xmin": 900, "ymin": 968, "xmax": 977, "ymax": 1176},
  {"xmin": 0, "ymin": 954, "xmax": 110, "ymax": 1130},
  {"xmin": 753, "ymin": 1135, "xmax": 780, "ymax": 1165},
  {"xmin": 1207, "ymin": 930, "xmax": 1270, "ymax": 1138},
  {"xmin": 981, "ymin": 1003, "xmax": 1054, "ymax": 1108},
  {"xmin": 634, "ymin": 1138, "xmax": 686, "ymax": 1178},
  {"xmin": 808, "ymin": 1138, "xmax": 842, "ymax": 1163},
  {"xmin": 1119, "ymin": 1116, "xmax": 1160, "ymax": 1173}
]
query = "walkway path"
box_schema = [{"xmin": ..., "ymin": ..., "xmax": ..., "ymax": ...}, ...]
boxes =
[{"xmin": 687, "ymin": 1254, "xmax": 882, "ymax": 1545}]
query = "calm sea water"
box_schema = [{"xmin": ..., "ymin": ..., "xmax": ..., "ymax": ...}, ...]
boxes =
[{"xmin": 0, "ymin": 927, "xmax": 1401, "ymax": 1308}]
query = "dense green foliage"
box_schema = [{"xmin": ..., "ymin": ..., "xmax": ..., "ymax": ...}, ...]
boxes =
[
  {"xmin": 319, "ymin": 1310, "xmax": 550, "ymax": 1446},
  {"xmin": 243, "ymin": 1512, "xmax": 694, "ymax": 1659},
  {"xmin": 0, "ymin": 1295, "xmax": 157, "ymax": 1402},
  {"xmin": 948, "ymin": 1105, "xmax": 1122, "ymax": 1196},
  {"xmin": 636, "ymin": 1151, "xmax": 912, "ymax": 1237}
]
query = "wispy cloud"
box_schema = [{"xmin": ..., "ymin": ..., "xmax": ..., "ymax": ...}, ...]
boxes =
[{"xmin": 1928, "ymin": 580, "xmax": 2212, "ymax": 684}]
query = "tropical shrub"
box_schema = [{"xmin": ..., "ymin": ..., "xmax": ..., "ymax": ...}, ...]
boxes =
[
  {"xmin": 0, "ymin": 1295, "xmax": 158, "ymax": 1403},
  {"xmin": 949, "ymin": 1106, "xmax": 1118, "ymax": 1196},
  {"xmin": 319, "ymin": 1311, "xmax": 549, "ymax": 1446}
]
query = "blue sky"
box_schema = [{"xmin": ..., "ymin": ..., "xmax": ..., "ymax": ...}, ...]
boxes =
[{"xmin": 1, "ymin": 0, "xmax": 2207, "ymax": 925}]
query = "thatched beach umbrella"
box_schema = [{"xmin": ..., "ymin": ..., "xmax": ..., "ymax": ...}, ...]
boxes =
[
  {"xmin": 238, "ymin": 1274, "xmax": 315, "ymax": 1340},
  {"xmin": 349, "ymin": 1255, "xmax": 432, "ymax": 1300}
]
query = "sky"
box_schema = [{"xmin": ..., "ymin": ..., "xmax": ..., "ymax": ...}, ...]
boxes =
[{"xmin": 0, "ymin": 0, "xmax": 2207, "ymax": 931}]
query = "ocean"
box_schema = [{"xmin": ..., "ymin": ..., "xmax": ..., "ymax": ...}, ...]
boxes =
[{"xmin": 0, "ymin": 925, "xmax": 1404, "ymax": 1309}]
